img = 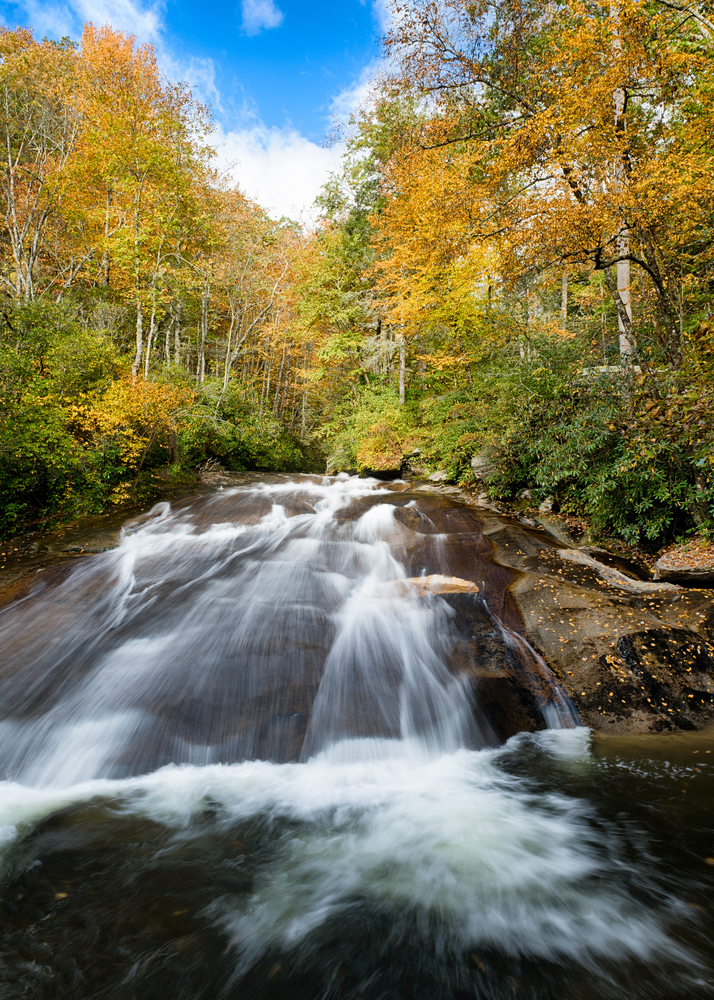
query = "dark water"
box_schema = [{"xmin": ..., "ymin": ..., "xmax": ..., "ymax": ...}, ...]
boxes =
[{"xmin": 0, "ymin": 475, "xmax": 713, "ymax": 999}]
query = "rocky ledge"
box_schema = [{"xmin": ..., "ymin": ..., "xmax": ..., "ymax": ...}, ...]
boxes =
[
  {"xmin": 653, "ymin": 538, "xmax": 714, "ymax": 587},
  {"xmin": 475, "ymin": 509, "xmax": 714, "ymax": 734}
]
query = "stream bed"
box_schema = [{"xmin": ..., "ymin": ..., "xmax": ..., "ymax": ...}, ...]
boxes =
[{"xmin": 0, "ymin": 475, "xmax": 712, "ymax": 999}]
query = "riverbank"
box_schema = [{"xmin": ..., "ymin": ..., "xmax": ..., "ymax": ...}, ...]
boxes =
[{"xmin": 421, "ymin": 479, "xmax": 714, "ymax": 734}]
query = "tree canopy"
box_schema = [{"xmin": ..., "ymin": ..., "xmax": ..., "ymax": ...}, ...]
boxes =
[{"xmin": 2, "ymin": 8, "xmax": 714, "ymax": 549}]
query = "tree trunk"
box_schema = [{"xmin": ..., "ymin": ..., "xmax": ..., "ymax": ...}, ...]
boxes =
[
  {"xmin": 610, "ymin": 3, "xmax": 635, "ymax": 359},
  {"xmin": 173, "ymin": 299, "xmax": 182, "ymax": 365},
  {"xmin": 167, "ymin": 423, "xmax": 178, "ymax": 465},
  {"xmin": 281, "ymin": 351, "xmax": 291, "ymax": 416},
  {"xmin": 273, "ymin": 340, "xmax": 287, "ymax": 416},
  {"xmin": 639, "ymin": 236, "xmax": 682, "ymax": 366},
  {"xmin": 603, "ymin": 267, "xmax": 634, "ymax": 355},
  {"xmin": 399, "ymin": 334, "xmax": 406, "ymax": 404},
  {"xmin": 144, "ymin": 288, "xmax": 156, "ymax": 379},
  {"xmin": 457, "ymin": 337, "xmax": 474, "ymax": 390},
  {"xmin": 616, "ymin": 235, "xmax": 634, "ymax": 358},
  {"xmin": 261, "ymin": 352, "xmax": 272, "ymax": 418},
  {"xmin": 198, "ymin": 283, "xmax": 209, "ymax": 382},
  {"xmin": 132, "ymin": 301, "xmax": 143, "ymax": 380},
  {"xmin": 561, "ymin": 272, "xmax": 568, "ymax": 325},
  {"xmin": 165, "ymin": 312, "xmax": 172, "ymax": 362}
]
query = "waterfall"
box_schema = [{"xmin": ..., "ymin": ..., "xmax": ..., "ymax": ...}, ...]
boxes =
[
  {"xmin": 0, "ymin": 475, "xmax": 577, "ymax": 785},
  {"xmin": 0, "ymin": 475, "xmax": 700, "ymax": 1000}
]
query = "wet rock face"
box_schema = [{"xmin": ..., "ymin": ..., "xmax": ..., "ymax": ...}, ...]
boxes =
[
  {"xmin": 593, "ymin": 630, "xmax": 714, "ymax": 730},
  {"xmin": 440, "ymin": 595, "xmax": 545, "ymax": 743},
  {"xmin": 479, "ymin": 514, "xmax": 714, "ymax": 734},
  {"xmin": 3, "ymin": 475, "xmax": 713, "ymax": 757}
]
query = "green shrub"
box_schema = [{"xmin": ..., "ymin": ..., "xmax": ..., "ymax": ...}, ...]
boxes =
[{"xmin": 180, "ymin": 379, "xmax": 312, "ymax": 473}]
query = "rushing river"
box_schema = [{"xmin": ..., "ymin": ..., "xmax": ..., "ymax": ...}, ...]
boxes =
[{"xmin": 0, "ymin": 475, "xmax": 713, "ymax": 999}]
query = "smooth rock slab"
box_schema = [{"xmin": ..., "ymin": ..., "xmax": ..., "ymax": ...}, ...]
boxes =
[{"xmin": 654, "ymin": 561, "xmax": 714, "ymax": 588}]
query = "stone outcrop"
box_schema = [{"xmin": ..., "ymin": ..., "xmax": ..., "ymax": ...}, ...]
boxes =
[
  {"xmin": 470, "ymin": 450, "xmax": 494, "ymax": 480},
  {"xmin": 3, "ymin": 476, "xmax": 714, "ymax": 744},
  {"xmin": 479, "ymin": 514, "xmax": 714, "ymax": 733},
  {"xmin": 654, "ymin": 553, "xmax": 714, "ymax": 588}
]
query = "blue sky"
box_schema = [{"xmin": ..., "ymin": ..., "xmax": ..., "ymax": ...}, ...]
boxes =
[{"xmin": 0, "ymin": 0, "xmax": 390, "ymax": 218}]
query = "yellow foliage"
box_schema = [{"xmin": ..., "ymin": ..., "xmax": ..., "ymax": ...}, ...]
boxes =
[
  {"xmin": 68, "ymin": 376, "xmax": 195, "ymax": 471},
  {"xmin": 376, "ymin": 0, "xmax": 714, "ymax": 365},
  {"xmin": 355, "ymin": 424, "xmax": 404, "ymax": 471}
]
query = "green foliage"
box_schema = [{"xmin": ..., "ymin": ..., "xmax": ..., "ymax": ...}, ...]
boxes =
[
  {"xmin": 180, "ymin": 379, "xmax": 314, "ymax": 473},
  {"xmin": 323, "ymin": 323, "xmax": 714, "ymax": 548},
  {"xmin": 0, "ymin": 304, "xmax": 321, "ymax": 542},
  {"xmin": 324, "ymin": 384, "xmax": 420, "ymax": 472},
  {"xmin": 0, "ymin": 304, "xmax": 121, "ymax": 537},
  {"xmin": 480, "ymin": 361, "xmax": 713, "ymax": 547}
]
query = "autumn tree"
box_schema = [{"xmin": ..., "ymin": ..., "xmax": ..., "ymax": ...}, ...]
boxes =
[
  {"xmin": 71, "ymin": 24, "xmax": 213, "ymax": 376},
  {"xmin": 0, "ymin": 30, "xmax": 80, "ymax": 301},
  {"xmin": 382, "ymin": 0, "xmax": 714, "ymax": 366}
]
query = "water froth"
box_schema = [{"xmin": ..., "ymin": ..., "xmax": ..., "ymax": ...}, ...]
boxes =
[
  {"xmin": 0, "ymin": 475, "xmax": 699, "ymax": 996},
  {"xmin": 0, "ymin": 730, "xmax": 691, "ymax": 980}
]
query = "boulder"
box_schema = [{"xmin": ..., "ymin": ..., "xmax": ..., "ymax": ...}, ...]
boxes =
[
  {"xmin": 360, "ymin": 468, "xmax": 403, "ymax": 481},
  {"xmin": 470, "ymin": 451, "xmax": 494, "ymax": 479},
  {"xmin": 654, "ymin": 565, "xmax": 714, "ymax": 587},
  {"xmin": 405, "ymin": 574, "xmax": 479, "ymax": 596},
  {"xmin": 579, "ymin": 545, "xmax": 653, "ymax": 581},
  {"xmin": 558, "ymin": 548, "xmax": 676, "ymax": 593},
  {"xmin": 428, "ymin": 469, "xmax": 450, "ymax": 482},
  {"xmin": 654, "ymin": 551, "xmax": 714, "ymax": 588}
]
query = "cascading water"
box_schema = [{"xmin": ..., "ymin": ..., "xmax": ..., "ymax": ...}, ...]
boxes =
[
  {"xmin": 0, "ymin": 475, "xmax": 712, "ymax": 1000},
  {"xmin": 0, "ymin": 476, "xmax": 489, "ymax": 782}
]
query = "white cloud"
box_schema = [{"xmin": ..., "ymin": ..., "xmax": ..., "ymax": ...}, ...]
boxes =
[
  {"xmin": 72, "ymin": 0, "xmax": 163, "ymax": 42},
  {"xmin": 371, "ymin": 0, "xmax": 394, "ymax": 33},
  {"xmin": 240, "ymin": 0, "xmax": 283, "ymax": 36},
  {"xmin": 214, "ymin": 124, "xmax": 345, "ymax": 222},
  {"xmin": 330, "ymin": 58, "xmax": 385, "ymax": 123},
  {"xmin": 160, "ymin": 50, "xmax": 222, "ymax": 111},
  {"xmin": 1, "ymin": 0, "xmax": 223, "ymax": 107},
  {"xmin": 6, "ymin": 0, "xmax": 75, "ymax": 39},
  {"xmin": 1, "ymin": 0, "xmax": 379, "ymax": 221},
  {"xmin": 328, "ymin": 1, "xmax": 402, "ymax": 130}
]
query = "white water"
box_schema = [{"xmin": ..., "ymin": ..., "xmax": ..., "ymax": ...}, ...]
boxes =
[
  {"xmin": 0, "ymin": 475, "xmax": 698, "ymax": 989},
  {"xmin": 0, "ymin": 732, "xmax": 691, "ymax": 976}
]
